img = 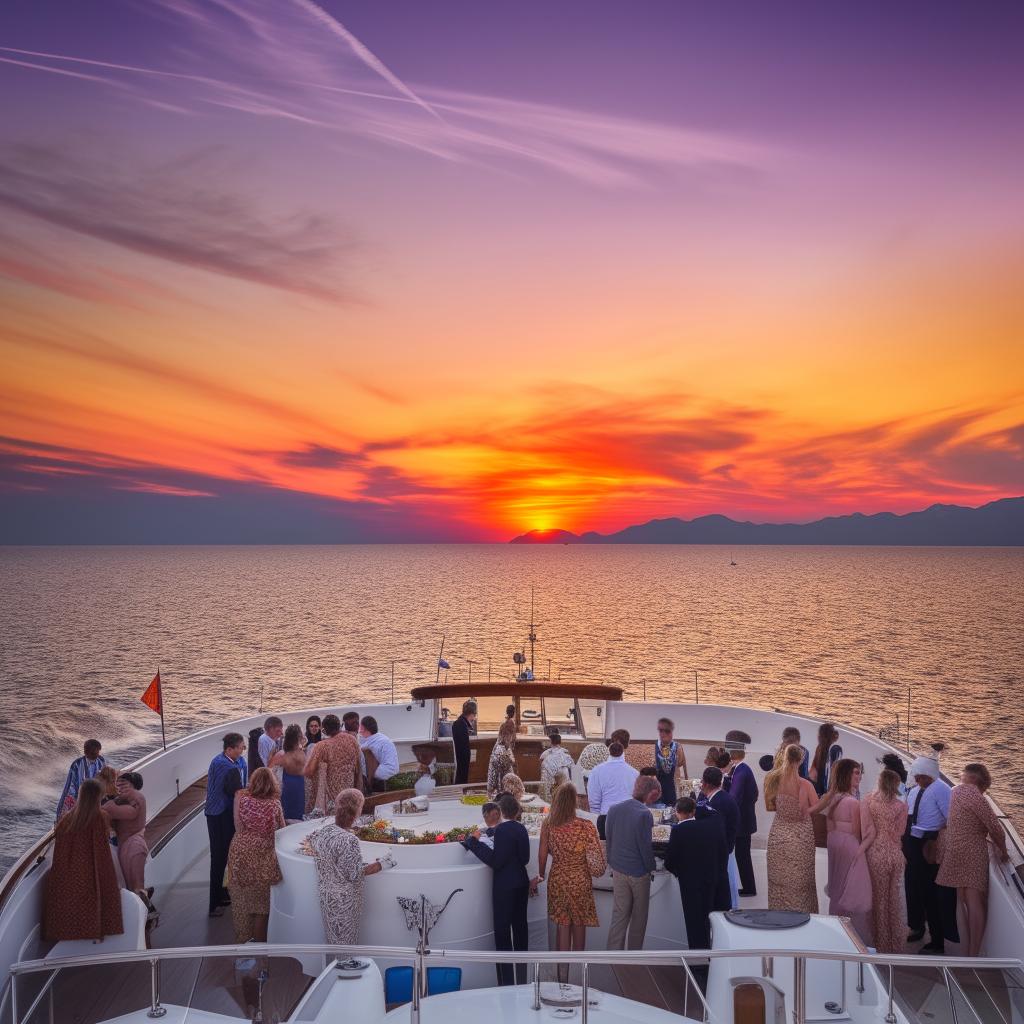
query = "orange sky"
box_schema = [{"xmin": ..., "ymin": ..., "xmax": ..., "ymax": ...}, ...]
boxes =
[{"xmin": 1, "ymin": 3, "xmax": 1022, "ymax": 541}]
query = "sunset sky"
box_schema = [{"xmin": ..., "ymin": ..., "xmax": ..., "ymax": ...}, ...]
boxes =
[{"xmin": 1, "ymin": 1, "xmax": 1022, "ymax": 541}]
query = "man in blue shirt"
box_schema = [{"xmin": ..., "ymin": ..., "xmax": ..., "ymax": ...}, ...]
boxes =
[
  {"xmin": 205, "ymin": 733, "xmax": 247, "ymax": 916},
  {"xmin": 904, "ymin": 755, "xmax": 958, "ymax": 952}
]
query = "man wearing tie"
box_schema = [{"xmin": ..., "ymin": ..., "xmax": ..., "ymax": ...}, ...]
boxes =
[
  {"xmin": 462, "ymin": 793, "xmax": 531, "ymax": 984},
  {"xmin": 664, "ymin": 796, "xmax": 728, "ymax": 952}
]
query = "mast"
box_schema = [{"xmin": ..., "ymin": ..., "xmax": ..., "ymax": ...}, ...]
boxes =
[{"xmin": 528, "ymin": 587, "xmax": 537, "ymax": 675}]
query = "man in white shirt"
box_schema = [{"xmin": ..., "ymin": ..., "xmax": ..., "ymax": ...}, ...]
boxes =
[
  {"xmin": 359, "ymin": 715, "xmax": 400, "ymax": 792},
  {"xmin": 587, "ymin": 740, "xmax": 639, "ymax": 838},
  {"xmin": 258, "ymin": 716, "xmax": 283, "ymax": 768},
  {"xmin": 904, "ymin": 755, "xmax": 958, "ymax": 952}
]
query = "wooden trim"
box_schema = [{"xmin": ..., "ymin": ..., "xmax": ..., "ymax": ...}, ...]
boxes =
[{"xmin": 410, "ymin": 682, "xmax": 623, "ymax": 701}]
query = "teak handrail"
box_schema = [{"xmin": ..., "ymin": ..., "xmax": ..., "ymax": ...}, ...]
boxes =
[{"xmin": 410, "ymin": 682, "xmax": 623, "ymax": 701}]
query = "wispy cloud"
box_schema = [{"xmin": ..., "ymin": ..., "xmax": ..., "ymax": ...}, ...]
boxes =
[
  {"xmin": 0, "ymin": 1, "xmax": 774, "ymax": 189},
  {"xmin": 0, "ymin": 143, "xmax": 358, "ymax": 301}
]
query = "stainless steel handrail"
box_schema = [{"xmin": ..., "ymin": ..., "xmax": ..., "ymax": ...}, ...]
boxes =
[{"xmin": 11, "ymin": 943, "xmax": 1022, "ymax": 975}]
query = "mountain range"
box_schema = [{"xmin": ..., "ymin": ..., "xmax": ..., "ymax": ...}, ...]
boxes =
[{"xmin": 510, "ymin": 496, "xmax": 1024, "ymax": 545}]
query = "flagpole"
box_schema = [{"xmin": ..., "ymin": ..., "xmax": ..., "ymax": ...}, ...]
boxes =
[{"xmin": 159, "ymin": 665, "xmax": 167, "ymax": 751}]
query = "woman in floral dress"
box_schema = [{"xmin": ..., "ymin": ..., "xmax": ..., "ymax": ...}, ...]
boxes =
[
  {"xmin": 227, "ymin": 768, "xmax": 285, "ymax": 943},
  {"xmin": 533, "ymin": 783, "xmax": 605, "ymax": 983},
  {"xmin": 859, "ymin": 768, "xmax": 908, "ymax": 953},
  {"xmin": 487, "ymin": 719, "xmax": 518, "ymax": 798},
  {"xmin": 764, "ymin": 744, "xmax": 819, "ymax": 913},
  {"xmin": 937, "ymin": 763, "xmax": 1009, "ymax": 956},
  {"xmin": 308, "ymin": 788, "xmax": 384, "ymax": 944}
]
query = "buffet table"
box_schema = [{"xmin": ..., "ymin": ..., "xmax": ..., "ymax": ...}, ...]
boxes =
[{"xmin": 268, "ymin": 795, "xmax": 684, "ymax": 979}]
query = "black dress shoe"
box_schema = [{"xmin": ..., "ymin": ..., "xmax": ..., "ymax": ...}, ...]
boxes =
[
  {"xmin": 907, "ymin": 928, "xmax": 925, "ymax": 943},
  {"xmin": 218, "ymin": 897, "xmax": 232, "ymax": 907},
  {"xmin": 738, "ymin": 889, "xmax": 757, "ymax": 897},
  {"xmin": 208, "ymin": 907, "xmax": 224, "ymax": 918},
  {"xmin": 921, "ymin": 942, "xmax": 946, "ymax": 954}
]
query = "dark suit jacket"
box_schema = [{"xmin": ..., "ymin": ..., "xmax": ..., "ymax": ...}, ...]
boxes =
[
  {"xmin": 664, "ymin": 813, "xmax": 728, "ymax": 908},
  {"xmin": 724, "ymin": 761, "xmax": 758, "ymax": 837},
  {"xmin": 707, "ymin": 788, "xmax": 740, "ymax": 853},
  {"xmin": 452, "ymin": 715, "xmax": 472, "ymax": 769},
  {"xmin": 463, "ymin": 820, "xmax": 530, "ymax": 892}
]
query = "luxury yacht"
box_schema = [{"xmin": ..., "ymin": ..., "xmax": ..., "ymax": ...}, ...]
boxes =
[{"xmin": 2, "ymin": 682, "xmax": 1022, "ymax": 1024}]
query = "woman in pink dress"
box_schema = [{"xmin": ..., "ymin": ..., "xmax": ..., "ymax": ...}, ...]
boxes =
[
  {"xmin": 812, "ymin": 758, "xmax": 872, "ymax": 944},
  {"xmin": 936, "ymin": 763, "xmax": 1009, "ymax": 956},
  {"xmin": 859, "ymin": 768, "xmax": 908, "ymax": 953}
]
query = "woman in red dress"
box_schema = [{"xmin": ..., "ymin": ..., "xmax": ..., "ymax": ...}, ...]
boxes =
[{"xmin": 43, "ymin": 779, "xmax": 124, "ymax": 942}]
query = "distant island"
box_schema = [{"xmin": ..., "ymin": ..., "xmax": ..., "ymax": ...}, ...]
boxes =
[{"xmin": 510, "ymin": 496, "xmax": 1024, "ymax": 546}]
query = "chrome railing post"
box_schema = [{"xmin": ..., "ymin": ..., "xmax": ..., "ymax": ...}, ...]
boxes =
[
  {"xmin": 885, "ymin": 964, "xmax": 897, "ymax": 1024},
  {"xmin": 762, "ymin": 956, "xmax": 774, "ymax": 979},
  {"xmin": 10, "ymin": 973, "xmax": 16, "ymax": 1024},
  {"xmin": 410, "ymin": 959, "xmax": 421, "ymax": 1024},
  {"xmin": 793, "ymin": 956, "xmax": 806, "ymax": 1024},
  {"xmin": 147, "ymin": 958, "xmax": 166, "ymax": 1018},
  {"xmin": 580, "ymin": 962, "xmax": 589, "ymax": 1024},
  {"xmin": 856, "ymin": 962, "xmax": 865, "ymax": 994},
  {"xmin": 532, "ymin": 962, "xmax": 541, "ymax": 1011}
]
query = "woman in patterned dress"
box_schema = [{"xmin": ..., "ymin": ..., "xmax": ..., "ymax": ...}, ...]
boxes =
[
  {"xmin": 811, "ymin": 759, "xmax": 873, "ymax": 945},
  {"xmin": 764, "ymin": 744, "xmax": 819, "ymax": 914},
  {"xmin": 304, "ymin": 714, "xmax": 362, "ymax": 815},
  {"xmin": 43, "ymin": 779, "xmax": 124, "ymax": 942},
  {"xmin": 500, "ymin": 772, "xmax": 526, "ymax": 804},
  {"xmin": 308, "ymin": 788, "xmax": 384, "ymax": 945},
  {"xmin": 858, "ymin": 768, "xmax": 908, "ymax": 953},
  {"xmin": 533, "ymin": 783, "xmax": 605, "ymax": 983},
  {"xmin": 227, "ymin": 767, "xmax": 285, "ymax": 943},
  {"xmin": 487, "ymin": 719, "xmax": 518, "ymax": 798},
  {"xmin": 936, "ymin": 763, "xmax": 1009, "ymax": 956}
]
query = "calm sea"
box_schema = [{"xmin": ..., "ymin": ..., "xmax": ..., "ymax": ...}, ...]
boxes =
[{"xmin": 1, "ymin": 544, "xmax": 1022, "ymax": 870}]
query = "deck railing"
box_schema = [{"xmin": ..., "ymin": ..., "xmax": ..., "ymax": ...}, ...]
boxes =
[{"xmin": 8, "ymin": 943, "xmax": 1023, "ymax": 1024}]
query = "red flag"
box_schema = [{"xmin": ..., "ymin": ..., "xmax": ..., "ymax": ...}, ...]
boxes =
[{"xmin": 141, "ymin": 671, "xmax": 162, "ymax": 715}]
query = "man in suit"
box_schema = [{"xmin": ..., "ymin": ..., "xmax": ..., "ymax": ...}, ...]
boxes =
[
  {"xmin": 664, "ymin": 797, "xmax": 728, "ymax": 952},
  {"xmin": 723, "ymin": 729, "xmax": 759, "ymax": 896},
  {"xmin": 462, "ymin": 793, "xmax": 531, "ymax": 984},
  {"xmin": 701, "ymin": 765, "xmax": 740, "ymax": 910},
  {"xmin": 452, "ymin": 700, "xmax": 477, "ymax": 785}
]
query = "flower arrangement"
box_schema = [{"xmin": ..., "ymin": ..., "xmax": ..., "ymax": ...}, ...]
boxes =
[{"xmin": 353, "ymin": 819, "xmax": 477, "ymax": 845}]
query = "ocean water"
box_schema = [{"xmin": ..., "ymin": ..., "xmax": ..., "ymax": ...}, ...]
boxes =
[{"xmin": 1, "ymin": 544, "xmax": 1022, "ymax": 870}]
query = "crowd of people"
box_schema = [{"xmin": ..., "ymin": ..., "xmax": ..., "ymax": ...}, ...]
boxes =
[{"xmin": 44, "ymin": 712, "xmax": 1010, "ymax": 968}]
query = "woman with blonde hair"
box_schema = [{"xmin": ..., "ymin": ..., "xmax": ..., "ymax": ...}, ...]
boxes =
[
  {"xmin": 308, "ymin": 788, "xmax": 389, "ymax": 944},
  {"xmin": 858, "ymin": 768, "xmax": 908, "ymax": 953},
  {"xmin": 937, "ymin": 763, "xmax": 1009, "ymax": 956},
  {"xmin": 765, "ymin": 744, "xmax": 819, "ymax": 913},
  {"xmin": 43, "ymin": 778, "xmax": 124, "ymax": 942},
  {"xmin": 487, "ymin": 719, "xmax": 518, "ymax": 798},
  {"xmin": 227, "ymin": 767, "xmax": 285, "ymax": 943},
  {"xmin": 532, "ymin": 782, "xmax": 605, "ymax": 982},
  {"xmin": 500, "ymin": 772, "xmax": 526, "ymax": 804}
]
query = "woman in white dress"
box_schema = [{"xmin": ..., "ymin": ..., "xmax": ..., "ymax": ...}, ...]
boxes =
[{"xmin": 308, "ymin": 788, "xmax": 387, "ymax": 944}]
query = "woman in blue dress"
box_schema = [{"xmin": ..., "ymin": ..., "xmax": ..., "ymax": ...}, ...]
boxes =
[{"xmin": 270, "ymin": 724, "xmax": 307, "ymax": 823}]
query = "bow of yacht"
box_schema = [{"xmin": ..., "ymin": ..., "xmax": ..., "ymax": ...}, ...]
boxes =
[{"xmin": 2, "ymin": 687, "xmax": 1023, "ymax": 1024}]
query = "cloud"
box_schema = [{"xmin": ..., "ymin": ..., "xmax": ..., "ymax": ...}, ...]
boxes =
[
  {"xmin": 0, "ymin": 3, "xmax": 774, "ymax": 190},
  {"xmin": 0, "ymin": 143, "xmax": 358, "ymax": 302}
]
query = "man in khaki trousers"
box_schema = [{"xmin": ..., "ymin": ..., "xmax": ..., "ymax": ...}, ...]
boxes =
[{"xmin": 604, "ymin": 775, "xmax": 661, "ymax": 949}]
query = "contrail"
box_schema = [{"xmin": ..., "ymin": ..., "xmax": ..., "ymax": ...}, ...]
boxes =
[{"xmin": 289, "ymin": 0, "xmax": 444, "ymax": 122}]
